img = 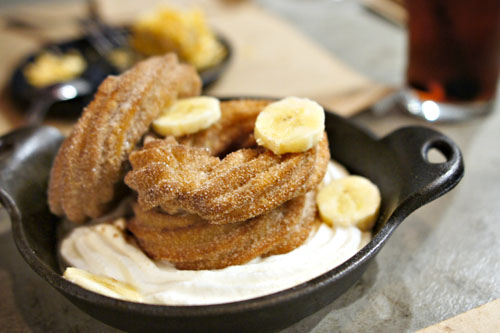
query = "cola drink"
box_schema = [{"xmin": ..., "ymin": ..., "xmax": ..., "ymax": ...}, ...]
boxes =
[{"xmin": 404, "ymin": 0, "xmax": 500, "ymax": 121}]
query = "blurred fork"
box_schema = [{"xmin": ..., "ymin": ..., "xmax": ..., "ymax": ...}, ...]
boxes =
[{"xmin": 79, "ymin": 0, "xmax": 128, "ymax": 59}]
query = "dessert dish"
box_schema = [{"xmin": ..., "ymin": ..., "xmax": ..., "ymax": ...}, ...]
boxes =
[
  {"xmin": 41, "ymin": 53, "xmax": 383, "ymax": 304},
  {"xmin": 0, "ymin": 97, "xmax": 464, "ymax": 330},
  {"xmin": 9, "ymin": 8, "xmax": 231, "ymax": 123}
]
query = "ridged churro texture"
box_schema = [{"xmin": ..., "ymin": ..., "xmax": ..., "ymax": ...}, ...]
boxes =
[
  {"xmin": 129, "ymin": 191, "xmax": 317, "ymax": 270},
  {"xmin": 124, "ymin": 99, "xmax": 329, "ymax": 269},
  {"xmin": 48, "ymin": 54, "xmax": 201, "ymax": 223},
  {"xmin": 125, "ymin": 130, "xmax": 329, "ymax": 224}
]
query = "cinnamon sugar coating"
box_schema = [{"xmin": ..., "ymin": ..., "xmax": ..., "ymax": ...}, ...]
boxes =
[
  {"xmin": 178, "ymin": 99, "xmax": 273, "ymax": 155},
  {"xmin": 48, "ymin": 54, "xmax": 201, "ymax": 223},
  {"xmin": 125, "ymin": 132, "xmax": 329, "ymax": 224},
  {"xmin": 129, "ymin": 191, "xmax": 317, "ymax": 270}
]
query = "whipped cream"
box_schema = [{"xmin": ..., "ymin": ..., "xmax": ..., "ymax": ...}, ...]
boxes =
[
  {"xmin": 321, "ymin": 160, "xmax": 349, "ymax": 187},
  {"xmin": 59, "ymin": 161, "xmax": 371, "ymax": 305}
]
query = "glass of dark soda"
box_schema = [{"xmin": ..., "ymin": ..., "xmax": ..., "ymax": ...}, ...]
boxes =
[{"xmin": 402, "ymin": 0, "xmax": 500, "ymax": 122}]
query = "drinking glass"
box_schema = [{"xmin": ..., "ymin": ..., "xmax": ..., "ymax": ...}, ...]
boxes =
[{"xmin": 402, "ymin": 0, "xmax": 500, "ymax": 122}]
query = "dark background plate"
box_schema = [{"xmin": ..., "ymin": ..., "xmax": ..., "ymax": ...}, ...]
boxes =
[
  {"xmin": 8, "ymin": 28, "xmax": 232, "ymax": 121},
  {"xmin": 0, "ymin": 102, "xmax": 463, "ymax": 333}
]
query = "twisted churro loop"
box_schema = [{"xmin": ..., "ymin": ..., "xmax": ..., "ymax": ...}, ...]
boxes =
[
  {"xmin": 125, "ymin": 99, "xmax": 329, "ymax": 224},
  {"xmin": 126, "ymin": 133, "xmax": 328, "ymax": 224},
  {"xmin": 48, "ymin": 54, "xmax": 201, "ymax": 223},
  {"xmin": 129, "ymin": 191, "xmax": 317, "ymax": 270}
]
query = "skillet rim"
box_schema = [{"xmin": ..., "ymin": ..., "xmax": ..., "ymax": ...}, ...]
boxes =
[
  {"xmin": 7, "ymin": 108, "xmax": 405, "ymax": 317},
  {"xmin": 3, "ymin": 96, "xmax": 463, "ymax": 324}
]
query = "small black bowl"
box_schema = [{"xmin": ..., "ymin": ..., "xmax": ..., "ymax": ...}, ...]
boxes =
[
  {"xmin": 8, "ymin": 29, "xmax": 232, "ymax": 120},
  {"xmin": 0, "ymin": 101, "xmax": 463, "ymax": 332}
]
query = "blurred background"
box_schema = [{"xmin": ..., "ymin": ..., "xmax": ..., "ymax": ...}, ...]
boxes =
[
  {"xmin": 0, "ymin": 0, "xmax": 499, "ymax": 332},
  {"xmin": 0, "ymin": 0, "xmax": 405, "ymax": 86}
]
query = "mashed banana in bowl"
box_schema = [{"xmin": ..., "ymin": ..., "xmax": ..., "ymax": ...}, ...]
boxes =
[
  {"xmin": 22, "ymin": 6, "xmax": 226, "ymax": 91},
  {"xmin": 131, "ymin": 6, "xmax": 226, "ymax": 70},
  {"xmin": 24, "ymin": 50, "xmax": 86, "ymax": 87}
]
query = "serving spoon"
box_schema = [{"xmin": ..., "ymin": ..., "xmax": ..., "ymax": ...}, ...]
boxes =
[{"xmin": 24, "ymin": 78, "xmax": 93, "ymax": 125}]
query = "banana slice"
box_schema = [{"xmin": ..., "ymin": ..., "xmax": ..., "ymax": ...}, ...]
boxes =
[
  {"xmin": 317, "ymin": 175, "xmax": 381, "ymax": 231},
  {"xmin": 153, "ymin": 96, "xmax": 221, "ymax": 136},
  {"xmin": 63, "ymin": 267, "xmax": 143, "ymax": 302},
  {"xmin": 254, "ymin": 96, "xmax": 325, "ymax": 154}
]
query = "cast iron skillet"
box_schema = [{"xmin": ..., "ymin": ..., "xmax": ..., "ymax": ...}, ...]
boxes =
[{"xmin": 0, "ymin": 101, "xmax": 464, "ymax": 332}]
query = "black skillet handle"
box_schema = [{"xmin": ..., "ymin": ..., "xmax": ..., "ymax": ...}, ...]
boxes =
[
  {"xmin": 0, "ymin": 126, "xmax": 64, "ymax": 220},
  {"xmin": 381, "ymin": 126, "xmax": 464, "ymax": 216}
]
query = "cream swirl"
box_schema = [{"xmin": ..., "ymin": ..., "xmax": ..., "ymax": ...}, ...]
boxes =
[{"xmin": 60, "ymin": 220, "xmax": 369, "ymax": 305}]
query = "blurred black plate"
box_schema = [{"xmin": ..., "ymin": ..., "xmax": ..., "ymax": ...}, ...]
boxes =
[{"xmin": 8, "ymin": 28, "xmax": 232, "ymax": 121}]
